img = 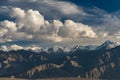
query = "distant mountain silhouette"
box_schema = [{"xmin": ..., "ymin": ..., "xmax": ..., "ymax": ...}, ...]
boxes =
[{"xmin": 0, "ymin": 41, "xmax": 120, "ymax": 79}]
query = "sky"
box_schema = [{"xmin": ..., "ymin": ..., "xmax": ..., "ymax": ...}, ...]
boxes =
[{"xmin": 0, "ymin": 0, "xmax": 120, "ymax": 50}]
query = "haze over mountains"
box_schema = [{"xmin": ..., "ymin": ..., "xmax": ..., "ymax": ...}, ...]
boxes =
[{"xmin": 0, "ymin": 40, "xmax": 120, "ymax": 79}]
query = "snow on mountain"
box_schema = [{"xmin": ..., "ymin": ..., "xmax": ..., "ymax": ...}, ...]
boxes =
[
  {"xmin": 72, "ymin": 45, "xmax": 97, "ymax": 52},
  {"xmin": 0, "ymin": 40, "xmax": 120, "ymax": 52},
  {"xmin": 71, "ymin": 40, "xmax": 120, "ymax": 52},
  {"xmin": 47, "ymin": 45, "xmax": 70, "ymax": 54},
  {"xmin": 96, "ymin": 40, "xmax": 120, "ymax": 50}
]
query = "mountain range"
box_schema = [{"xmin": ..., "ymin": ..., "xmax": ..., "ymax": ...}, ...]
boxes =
[{"xmin": 0, "ymin": 40, "xmax": 120, "ymax": 79}]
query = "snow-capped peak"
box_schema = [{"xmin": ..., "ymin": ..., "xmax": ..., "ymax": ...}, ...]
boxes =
[
  {"xmin": 97, "ymin": 40, "xmax": 120, "ymax": 50},
  {"xmin": 72, "ymin": 45, "xmax": 97, "ymax": 51},
  {"xmin": 47, "ymin": 45, "xmax": 70, "ymax": 53},
  {"xmin": 103, "ymin": 40, "xmax": 114, "ymax": 45},
  {"xmin": 72, "ymin": 40, "xmax": 120, "ymax": 51}
]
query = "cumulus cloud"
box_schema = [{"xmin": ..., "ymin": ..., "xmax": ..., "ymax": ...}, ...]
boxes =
[
  {"xmin": 0, "ymin": 28, "xmax": 8, "ymax": 38},
  {"xmin": 58, "ymin": 20, "xmax": 97, "ymax": 38},
  {"xmin": 10, "ymin": 7, "xmax": 25, "ymax": 18},
  {"xmin": 0, "ymin": 20, "xmax": 17, "ymax": 32},
  {"xmin": 0, "ymin": 20, "xmax": 16, "ymax": 42},
  {"xmin": 10, "ymin": 8, "xmax": 45, "ymax": 33},
  {"xmin": 0, "ymin": 20, "xmax": 33, "ymax": 42},
  {"xmin": 0, "ymin": 7, "xmax": 96, "ymax": 43}
]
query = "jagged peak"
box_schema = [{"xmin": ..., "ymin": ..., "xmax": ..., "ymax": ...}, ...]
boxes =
[
  {"xmin": 97, "ymin": 40, "xmax": 120, "ymax": 50},
  {"xmin": 0, "ymin": 40, "xmax": 120, "ymax": 52}
]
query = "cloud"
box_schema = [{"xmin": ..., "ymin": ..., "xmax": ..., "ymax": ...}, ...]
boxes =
[
  {"xmin": 94, "ymin": 13, "xmax": 120, "ymax": 39},
  {"xmin": 0, "ymin": 44, "xmax": 42, "ymax": 52},
  {"xmin": 10, "ymin": 7, "xmax": 45, "ymax": 33},
  {"xmin": 102, "ymin": 15, "xmax": 120, "ymax": 36},
  {"xmin": 5, "ymin": 0, "xmax": 87, "ymax": 20},
  {"xmin": 0, "ymin": 6, "xmax": 10, "ymax": 13},
  {"xmin": 0, "ymin": 7, "xmax": 97, "ymax": 44},
  {"xmin": 8, "ymin": 0, "xmax": 38, "ymax": 2},
  {"xmin": 10, "ymin": 7, "xmax": 25, "ymax": 18},
  {"xmin": 0, "ymin": 20, "xmax": 17, "ymax": 32},
  {"xmin": 25, "ymin": 45, "xmax": 41, "ymax": 52},
  {"xmin": 43, "ymin": 0, "xmax": 86, "ymax": 15},
  {"xmin": 0, "ymin": 44, "xmax": 23, "ymax": 51},
  {"xmin": 0, "ymin": 20, "xmax": 33, "ymax": 42},
  {"xmin": 1, "ymin": 45, "xmax": 8, "ymax": 51},
  {"xmin": 79, "ymin": 7, "xmax": 120, "ymax": 40},
  {"xmin": 0, "ymin": 44, "xmax": 70, "ymax": 52},
  {"xmin": 0, "ymin": 20, "xmax": 16, "ymax": 42},
  {"xmin": 10, "ymin": 44, "xmax": 23, "ymax": 50},
  {"xmin": 0, "ymin": 28, "xmax": 8, "ymax": 38},
  {"xmin": 11, "ymin": 32, "xmax": 33, "ymax": 40},
  {"xmin": 58, "ymin": 20, "xmax": 97, "ymax": 38},
  {"xmin": 0, "ymin": 0, "xmax": 120, "ymax": 47}
]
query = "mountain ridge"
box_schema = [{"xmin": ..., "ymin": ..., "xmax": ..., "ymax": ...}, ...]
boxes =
[
  {"xmin": 0, "ymin": 40, "xmax": 120, "ymax": 79},
  {"xmin": 1, "ymin": 40, "xmax": 119, "ymax": 52}
]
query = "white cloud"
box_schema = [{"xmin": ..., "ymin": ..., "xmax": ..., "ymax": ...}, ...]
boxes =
[
  {"xmin": 0, "ymin": 7, "xmax": 97, "ymax": 45},
  {"xmin": 0, "ymin": 2, "xmax": 120, "ymax": 48},
  {"xmin": 0, "ymin": 0, "xmax": 120, "ymax": 47},
  {"xmin": 0, "ymin": 20, "xmax": 17, "ymax": 32},
  {"xmin": 95, "ymin": 14, "xmax": 120, "ymax": 39},
  {"xmin": 8, "ymin": 0, "xmax": 38, "ymax": 2},
  {"xmin": 23, "ymin": 9, "xmax": 44, "ymax": 33},
  {"xmin": 10, "ymin": 44, "xmax": 23, "ymax": 51},
  {"xmin": 102, "ymin": 15, "xmax": 120, "ymax": 34},
  {"xmin": 11, "ymin": 32, "xmax": 33, "ymax": 40},
  {"xmin": 58, "ymin": 20, "xmax": 97, "ymax": 38},
  {"xmin": 0, "ymin": 20, "xmax": 17, "ymax": 42},
  {"xmin": 10, "ymin": 8, "xmax": 45, "ymax": 33},
  {"xmin": 0, "ymin": 45, "xmax": 8, "ymax": 51},
  {"xmin": 44, "ymin": 0, "xmax": 86, "ymax": 15},
  {"xmin": 25, "ymin": 45, "xmax": 41, "ymax": 52},
  {"xmin": 7, "ymin": 0, "xmax": 87, "ymax": 19},
  {"xmin": 0, "ymin": 44, "xmax": 42, "ymax": 52},
  {"xmin": 11, "ymin": 7, "xmax": 25, "ymax": 18},
  {"xmin": 0, "ymin": 20, "xmax": 33, "ymax": 42},
  {"xmin": 0, "ymin": 28, "xmax": 8, "ymax": 38},
  {"xmin": 3, "ymin": 7, "xmax": 95, "ymax": 42},
  {"xmin": 0, "ymin": 44, "xmax": 23, "ymax": 51}
]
